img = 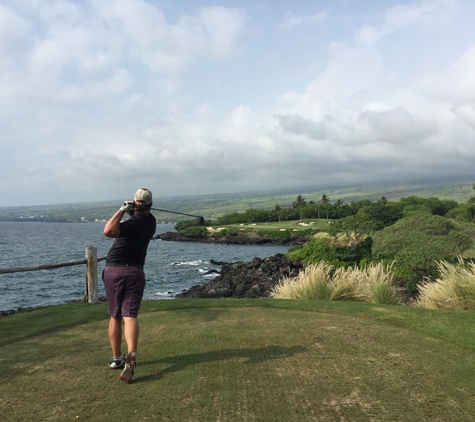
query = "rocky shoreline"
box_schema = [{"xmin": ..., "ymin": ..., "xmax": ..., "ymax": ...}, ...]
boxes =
[
  {"xmin": 176, "ymin": 253, "xmax": 304, "ymax": 299},
  {"xmin": 155, "ymin": 230, "xmax": 311, "ymax": 245},
  {"xmin": 2, "ymin": 232, "xmax": 308, "ymax": 315},
  {"xmin": 1, "ymin": 254, "xmax": 299, "ymax": 315},
  {"xmin": 161, "ymin": 230, "xmax": 308, "ymax": 299},
  {"xmin": 2, "ymin": 253, "xmax": 414, "ymax": 314}
]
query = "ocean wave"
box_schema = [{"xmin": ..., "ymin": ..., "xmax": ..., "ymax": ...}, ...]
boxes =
[
  {"xmin": 153, "ymin": 291, "xmax": 175, "ymax": 298},
  {"xmin": 170, "ymin": 260, "xmax": 205, "ymax": 266}
]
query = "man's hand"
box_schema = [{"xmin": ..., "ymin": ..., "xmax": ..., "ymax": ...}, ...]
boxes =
[{"xmin": 120, "ymin": 201, "xmax": 135, "ymax": 213}]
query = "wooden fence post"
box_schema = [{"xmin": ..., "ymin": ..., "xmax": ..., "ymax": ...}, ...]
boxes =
[{"xmin": 86, "ymin": 247, "xmax": 99, "ymax": 304}]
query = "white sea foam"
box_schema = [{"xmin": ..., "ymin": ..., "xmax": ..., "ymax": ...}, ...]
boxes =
[
  {"xmin": 154, "ymin": 291, "xmax": 175, "ymax": 299},
  {"xmin": 171, "ymin": 260, "xmax": 203, "ymax": 266}
]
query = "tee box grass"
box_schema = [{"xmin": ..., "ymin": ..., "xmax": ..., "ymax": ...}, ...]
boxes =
[{"xmin": 1, "ymin": 299, "xmax": 475, "ymax": 421}]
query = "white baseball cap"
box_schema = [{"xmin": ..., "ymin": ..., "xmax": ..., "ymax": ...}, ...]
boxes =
[{"xmin": 134, "ymin": 188, "xmax": 153, "ymax": 205}]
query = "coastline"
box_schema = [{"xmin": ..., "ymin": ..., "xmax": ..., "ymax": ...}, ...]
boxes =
[
  {"xmin": 156, "ymin": 230, "xmax": 311, "ymax": 245},
  {"xmin": 1, "ymin": 224, "xmax": 295, "ymax": 313}
]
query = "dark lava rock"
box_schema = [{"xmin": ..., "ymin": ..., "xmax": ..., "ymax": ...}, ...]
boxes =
[
  {"xmin": 210, "ymin": 259, "xmax": 231, "ymax": 266},
  {"xmin": 155, "ymin": 231, "xmax": 310, "ymax": 245},
  {"xmin": 176, "ymin": 253, "xmax": 304, "ymax": 299},
  {"xmin": 203, "ymin": 269, "xmax": 220, "ymax": 275}
]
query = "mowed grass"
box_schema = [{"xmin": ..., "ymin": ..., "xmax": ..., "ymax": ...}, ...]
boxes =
[
  {"xmin": 2, "ymin": 299, "xmax": 475, "ymax": 421},
  {"xmin": 218, "ymin": 219, "xmax": 331, "ymax": 232}
]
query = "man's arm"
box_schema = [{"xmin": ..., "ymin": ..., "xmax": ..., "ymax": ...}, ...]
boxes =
[
  {"xmin": 104, "ymin": 201, "xmax": 135, "ymax": 238},
  {"xmin": 103, "ymin": 210, "xmax": 125, "ymax": 238}
]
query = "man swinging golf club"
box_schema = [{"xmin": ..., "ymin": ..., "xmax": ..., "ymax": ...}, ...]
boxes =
[{"xmin": 102, "ymin": 188, "xmax": 156, "ymax": 383}]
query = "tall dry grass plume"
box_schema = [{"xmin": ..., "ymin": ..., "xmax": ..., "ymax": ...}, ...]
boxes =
[
  {"xmin": 363, "ymin": 262, "xmax": 400, "ymax": 305},
  {"xmin": 271, "ymin": 261, "xmax": 399, "ymax": 304},
  {"xmin": 313, "ymin": 232, "xmax": 353, "ymax": 246},
  {"xmin": 416, "ymin": 260, "xmax": 475, "ymax": 310},
  {"xmin": 313, "ymin": 232, "xmax": 333, "ymax": 243},
  {"xmin": 271, "ymin": 262, "xmax": 334, "ymax": 300}
]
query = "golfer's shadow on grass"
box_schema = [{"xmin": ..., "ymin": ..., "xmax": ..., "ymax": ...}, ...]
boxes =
[{"xmin": 138, "ymin": 345, "xmax": 307, "ymax": 383}]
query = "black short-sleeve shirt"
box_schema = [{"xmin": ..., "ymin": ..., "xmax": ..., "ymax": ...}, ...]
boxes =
[{"xmin": 106, "ymin": 213, "xmax": 157, "ymax": 266}]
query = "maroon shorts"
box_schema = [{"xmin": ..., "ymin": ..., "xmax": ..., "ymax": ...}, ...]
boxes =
[{"xmin": 102, "ymin": 266, "xmax": 146, "ymax": 318}]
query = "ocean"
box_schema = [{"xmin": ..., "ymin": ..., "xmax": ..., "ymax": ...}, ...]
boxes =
[{"xmin": 0, "ymin": 221, "xmax": 289, "ymax": 311}]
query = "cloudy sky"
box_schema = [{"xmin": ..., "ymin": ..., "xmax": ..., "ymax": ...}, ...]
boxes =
[{"xmin": 1, "ymin": 0, "xmax": 475, "ymax": 206}]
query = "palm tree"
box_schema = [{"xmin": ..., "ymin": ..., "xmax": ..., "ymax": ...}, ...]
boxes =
[
  {"xmin": 320, "ymin": 194, "xmax": 330, "ymax": 220},
  {"xmin": 274, "ymin": 204, "xmax": 282, "ymax": 222},
  {"xmin": 334, "ymin": 199, "xmax": 345, "ymax": 219},
  {"xmin": 292, "ymin": 195, "xmax": 307, "ymax": 220},
  {"xmin": 468, "ymin": 184, "xmax": 475, "ymax": 222}
]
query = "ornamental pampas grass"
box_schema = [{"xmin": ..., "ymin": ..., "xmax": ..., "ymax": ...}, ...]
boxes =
[
  {"xmin": 416, "ymin": 260, "xmax": 475, "ymax": 310},
  {"xmin": 271, "ymin": 261, "xmax": 398, "ymax": 304}
]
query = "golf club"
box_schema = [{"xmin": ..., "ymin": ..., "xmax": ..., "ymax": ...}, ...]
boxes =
[{"xmin": 149, "ymin": 207, "xmax": 205, "ymax": 225}]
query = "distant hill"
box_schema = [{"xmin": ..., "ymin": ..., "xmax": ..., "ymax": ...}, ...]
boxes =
[{"xmin": 0, "ymin": 178, "xmax": 474, "ymax": 223}]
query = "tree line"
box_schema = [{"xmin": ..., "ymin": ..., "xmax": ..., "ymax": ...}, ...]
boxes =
[
  {"xmin": 215, "ymin": 193, "xmax": 467, "ymax": 226},
  {"xmin": 211, "ymin": 190, "xmax": 475, "ymax": 295}
]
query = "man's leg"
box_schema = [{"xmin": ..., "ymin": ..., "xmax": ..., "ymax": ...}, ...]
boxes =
[
  {"xmin": 120, "ymin": 317, "xmax": 139, "ymax": 383},
  {"xmin": 119, "ymin": 269, "xmax": 144, "ymax": 383},
  {"xmin": 108, "ymin": 316, "xmax": 123, "ymax": 357},
  {"xmin": 123, "ymin": 316, "xmax": 139, "ymax": 353},
  {"xmin": 103, "ymin": 266, "xmax": 125, "ymax": 361}
]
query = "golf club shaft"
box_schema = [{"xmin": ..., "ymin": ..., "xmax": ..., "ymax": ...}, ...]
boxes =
[{"xmin": 149, "ymin": 207, "xmax": 204, "ymax": 220}]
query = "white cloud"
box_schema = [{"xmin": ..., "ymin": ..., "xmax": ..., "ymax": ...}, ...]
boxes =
[
  {"xmin": 1, "ymin": 0, "xmax": 475, "ymax": 206},
  {"xmin": 418, "ymin": 43, "xmax": 475, "ymax": 106},
  {"xmin": 19, "ymin": 0, "xmax": 83, "ymax": 23},
  {"xmin": 279, "ymin": 11, "xmax": 327, "ymax": 29},
  {"xmin": 0, "ymin": 5, "xmax": 30, "ymax": 50},
  {"xmin": 0, "ymin": 5, "xmax": 31, "ymax": 74},
  {"xmin": 92, "ymin": 0, "xmax": 247, "ymax": 74},
  {"xmin": 0, "ymin": 0, "xmax": 248, "ymax": 109},
  {"xmin": 276, "ymin": 106, "xmax": 437, "ymax": 148},
  {"xmin": 355, "ymin": 0, "xmax": 457, "ymax": 47},
  {"xmin": 305, "ymin": 42, "xmax": 385, "ymax": 100},
  {"xmin": 454, "ymin": 104, "xmax": 475, "ymax": 129},
  {"xmin": 383, "ymin": 0, "xmax": 455, "ymax": 31},
  {"xmin": 198, "ymin": 6, "xmax": 249, "ymax": 58}
]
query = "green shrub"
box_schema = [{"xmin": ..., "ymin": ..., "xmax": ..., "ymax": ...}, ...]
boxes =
[
  {"xmin": 372, "ymin": 214, "xmax": 473, "ymax": 278},
  {"xmin": 175, "ymin": 219, "xmax": 210, "ymax": 231},
  {"xmin": 213, "ymin": 229, "xmax": 228, "ymax": 237},
  {"xmin": 175, "ymin": 220, "xmax": 192, "ymax": 231},
  {"xmin": 288, "ymin": 245, "xmax": 302, "ymax": 254},
  {"xmin": 406, "ymin": 276, "xmax": 421, "ymax": 295},
  {"xmin": 286, "ymin": 239, "xmax": 337, "ymax": 265},
  {"xmin": 286, "ymin": 238, "xmax": 372, "ymax": 268},
  {"xmin": 298, "ymin": 228, "xmax": 322, "ymax": 236},
  {"xmin": 183, "ymin": 226, "xmax": 209, "ymax": 238},
  {"xmin": 388, "ymin": 260, "xmax": 414, "ymax": 281}
]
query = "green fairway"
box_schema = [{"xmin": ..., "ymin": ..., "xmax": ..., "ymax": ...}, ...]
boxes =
[
  {"xmin": 214, "ymin": 219, "xmax": 331, "ymax": 232},
  {"xmin": 1, "ymin": 299, "xmax": 475, "ymax": 421}
]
